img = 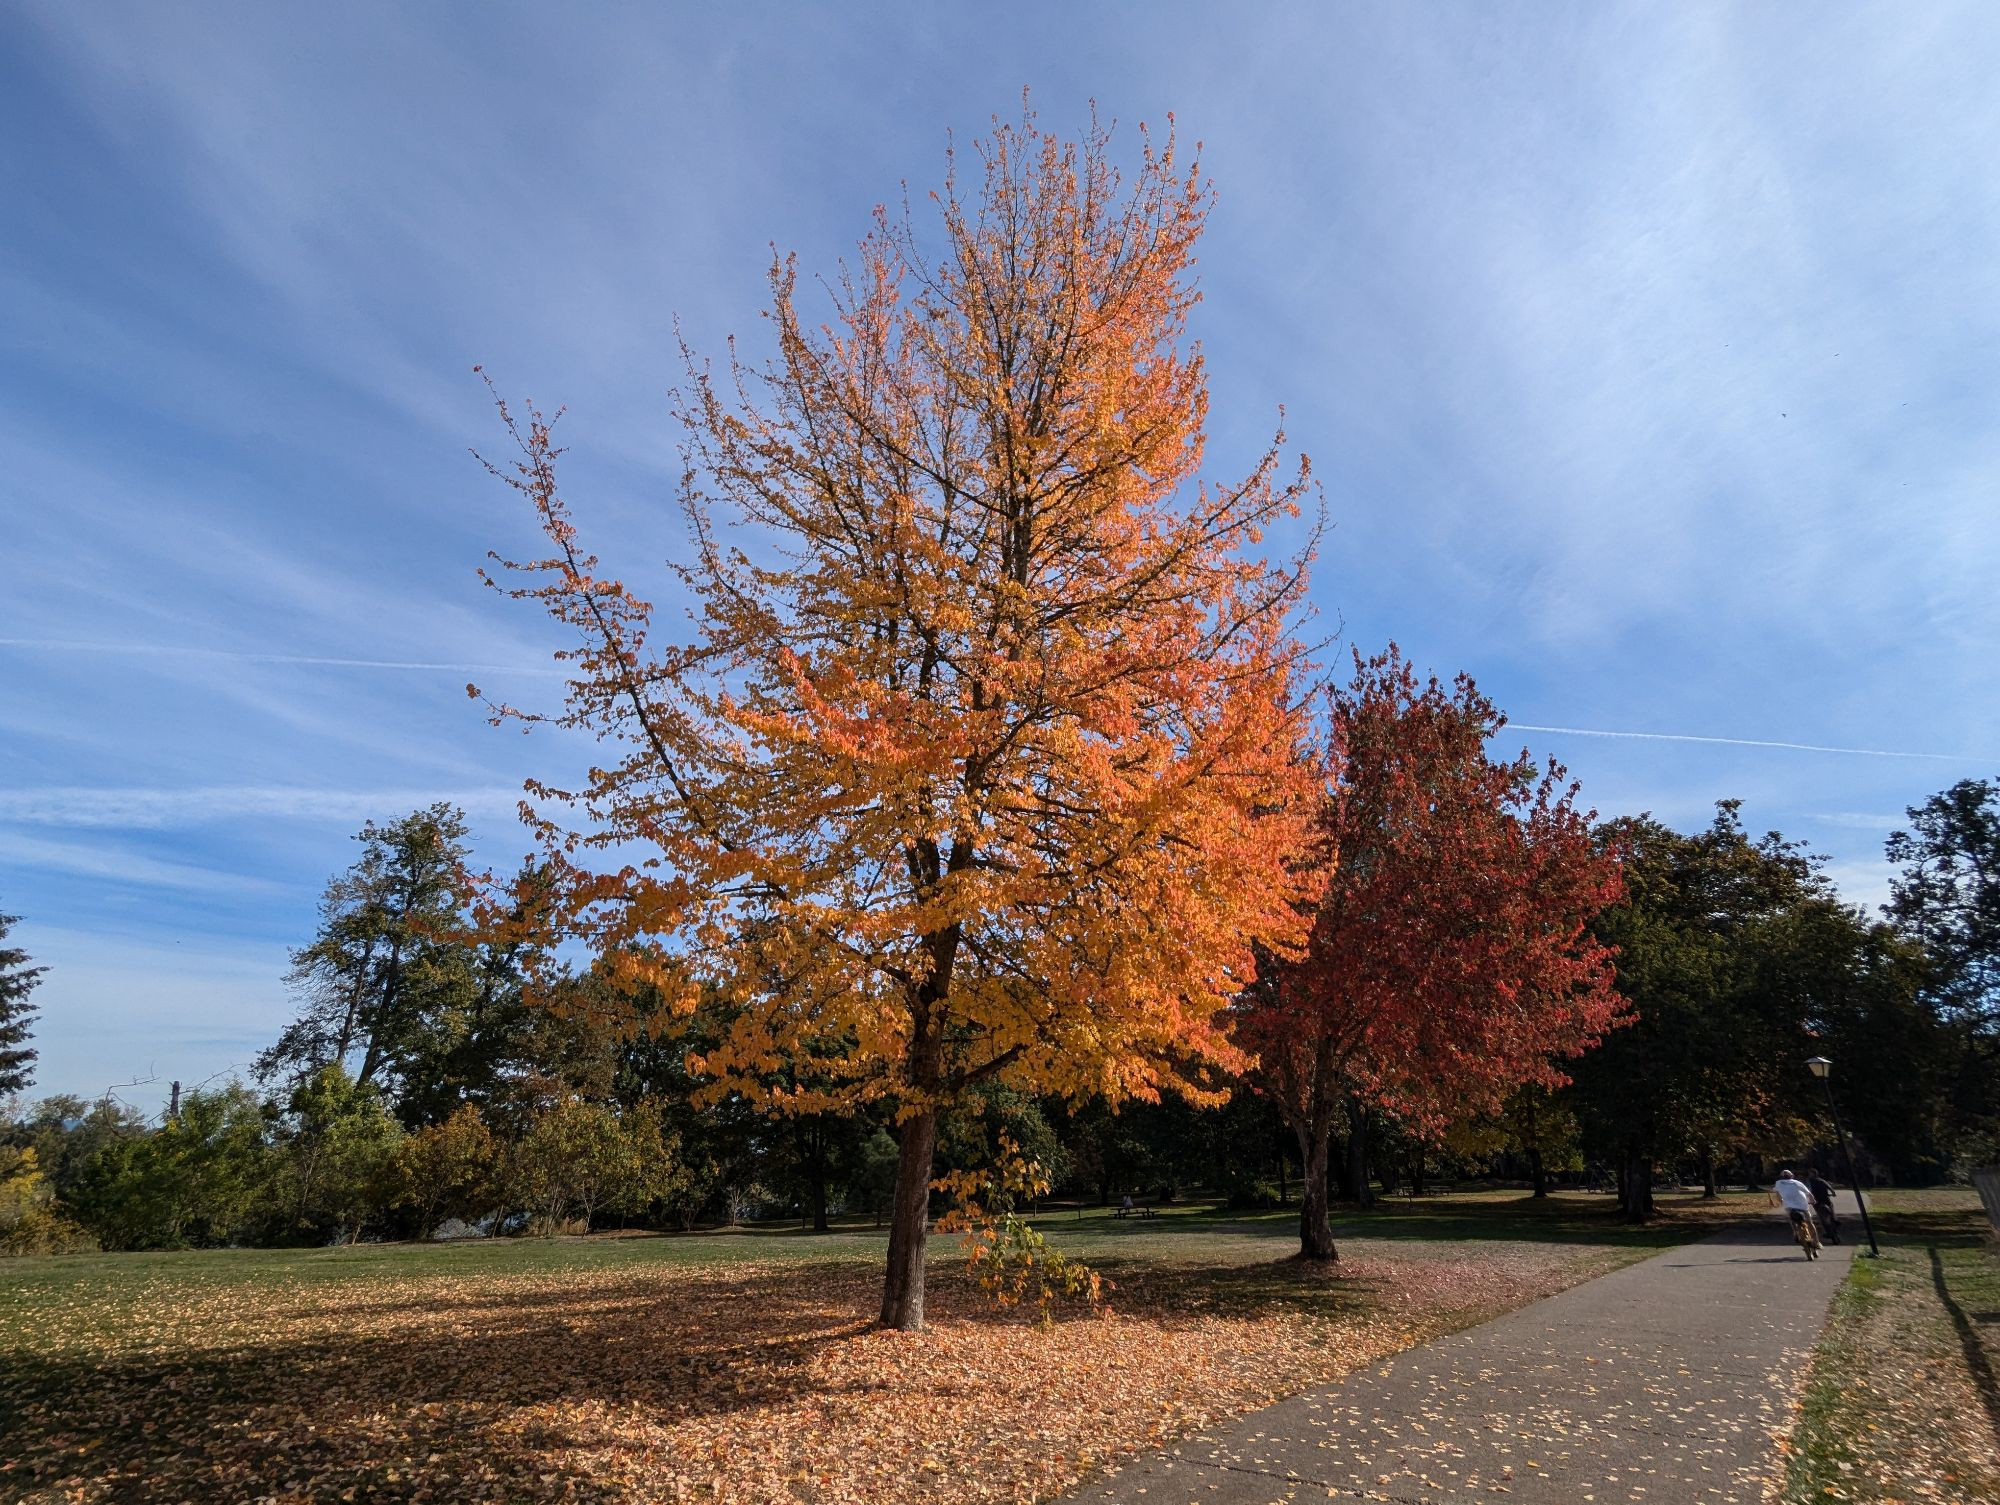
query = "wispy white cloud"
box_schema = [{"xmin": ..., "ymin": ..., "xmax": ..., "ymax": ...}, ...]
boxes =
[
  {"xmin": 0, "ymin": 831, "xmax": 284, "ymax": 893},
  {"xmin": 0, "ymin": 784, "xmax": 527, "ymax": 829},
  {"xmin": 0, "ymin": 639, "xmax": 565, "ymax": 676}
]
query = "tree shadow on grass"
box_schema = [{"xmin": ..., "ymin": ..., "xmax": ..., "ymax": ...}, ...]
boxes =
[
  {"xmin": 1052, "ymin": 1194, "xmax": 1736, "ymax": 1253},
  {"xmin": 0, "ymin": 1245, "xmax": 1404, "ymax": 1504},
  {"xmin": 1322, "ymin": 1206, "xmax": 1713, "ymax": 1250},
  {"xmin": 1928, "ymin": 1242, "xmax": 2000, "ymax": 1448},
  {"xmin": 1088, "ymin": 1255, "xmax": 1389, "ymax": 1324},
  {"xmin": 0, "ymin": 1262, "xmax": 885, "ymax": 1503}
]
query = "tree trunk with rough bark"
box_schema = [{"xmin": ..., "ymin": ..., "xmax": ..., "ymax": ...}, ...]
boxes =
[
  {"xmin": 879, "ymin": 1109, "xmax": 939, "ymax": 1330},
  {"xmin": 1296, "ymin": 1125, "xmax": 1339, "ymax": 1260},
  {"xmin": 1528, "ymin": 1144, "xmax": 1548, "ymax": 1199},
  {"xmin": 804, "ymin": 1121, "xmax": 830, "ymax": 1232},
  {"xmin": 1623, "ymin": 1150, "xmax": 1654, "ymax": 1222},
  {"xmin": 1346, "ymin": 1110, "xmax": 1374, "ymax": 1207}
]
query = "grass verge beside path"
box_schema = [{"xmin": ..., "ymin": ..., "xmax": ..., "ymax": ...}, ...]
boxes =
[
  {"xmin": 1782, "ymin": 1188, "xmax": 2000, "ymax": 1504},
  {"xmin": 1, "ymin": 1190, "xmax": 1754, "ymax": 1504}
]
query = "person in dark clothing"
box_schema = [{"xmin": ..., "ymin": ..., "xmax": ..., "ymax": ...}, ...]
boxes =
[{"xmin": 1806, "ymin": 1167, "xmax": 1840, "ymax": 1244}]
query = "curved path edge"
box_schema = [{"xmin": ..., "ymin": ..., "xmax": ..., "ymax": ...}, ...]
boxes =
[{"xmin": 1057, "ymin": 1198, "xmax": 1858, "ymax": 1504}]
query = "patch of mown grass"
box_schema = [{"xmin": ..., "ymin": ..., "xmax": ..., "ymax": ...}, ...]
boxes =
[
  {"xmin": 1032, "ymin": 1187, "xmax": 1760, "ymax": 1263},
  {"xmin": 0, "ymin": 1188, "xmax": 1753, "ymax": 1370},
  {"xmin": 0, "ymin": 1192, "xmax": 1734, "ymax": 1505},
  {"xmin": 1782, "ymin": 1194, "xmax": 2000, "ymax": 1503}
]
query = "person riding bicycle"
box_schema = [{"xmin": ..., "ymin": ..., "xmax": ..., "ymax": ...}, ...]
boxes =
[
  {"xmin": 1806, "ymin": 1167, "xmax": 1840, "ymax": 1244},
  {"xmin": 1771, "ymin": 1169, "xmax": 1815, "ymax": 1238}
]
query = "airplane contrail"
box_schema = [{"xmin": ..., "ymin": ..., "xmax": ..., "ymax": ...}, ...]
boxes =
[
  {"xmin": 4, "ymin": 640, "xmax": 1983, "ymax": 764},
  {"xmin": 0, "ymin": 639, "xmax": 565, "ymax": 675},
  {"xmin": 1508, "ymin": 723, "xmax": 1987, "ymax": 764}
]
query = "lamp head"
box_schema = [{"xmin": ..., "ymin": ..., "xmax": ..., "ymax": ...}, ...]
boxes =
[{"xmin": 1807, "ymin": 1055, "xmax": 1832, "ymax": 1080}]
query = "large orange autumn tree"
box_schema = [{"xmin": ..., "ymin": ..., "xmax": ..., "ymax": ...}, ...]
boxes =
[{"xmin": 477, "ymin": 112, "xmax": 1324, "ymax": 1329}]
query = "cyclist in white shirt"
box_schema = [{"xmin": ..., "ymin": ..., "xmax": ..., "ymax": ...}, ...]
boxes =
[{"xmin": 1771, "ymin": 1169, "xmax": 1814, "ymax": 1231}]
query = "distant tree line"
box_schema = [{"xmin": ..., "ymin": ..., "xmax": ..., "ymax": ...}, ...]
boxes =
[{"xmin": 6, "ymin": 767, "xmax": 1997, "ymax": 1258}]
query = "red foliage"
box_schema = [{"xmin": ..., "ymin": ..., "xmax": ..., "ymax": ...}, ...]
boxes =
[{"xmin": 1242, "ymin": 646, "xmax": 1627, "ymax": 1254}]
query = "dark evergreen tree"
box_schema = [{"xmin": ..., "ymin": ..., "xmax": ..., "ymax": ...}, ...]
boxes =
[
  {"xmin": 0, "ymin": 909, "xmax": 47, "ymax": 1096},
  {"xmin": 256, "ymin": 806, "xmax": 537, "ymax": 1125}
]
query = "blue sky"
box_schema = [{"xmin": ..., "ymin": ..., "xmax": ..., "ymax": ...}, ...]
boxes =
[{"xmin": 3, "ymin": 3, "xmax": 1996, "ymax": 1113}]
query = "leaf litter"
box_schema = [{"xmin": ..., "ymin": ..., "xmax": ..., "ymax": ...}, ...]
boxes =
[{"xmin": 1, "ymin": 1237, "xmax": 1634, "ymax": 1503}]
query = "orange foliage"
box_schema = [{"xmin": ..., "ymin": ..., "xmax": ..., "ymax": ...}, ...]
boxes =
[{"xmin": 476, "ymin": 107, "xmax": 1322, "ymax": 1325}]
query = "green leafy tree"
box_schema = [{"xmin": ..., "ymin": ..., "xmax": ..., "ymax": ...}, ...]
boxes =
[
  {"xmin": 278, "ymin": 1065, "xmax": 405, "ymax": 1243},
  {"xmin": 516, "ymin": 1097, "xmax": 633, "ymax": 1232},
  {"xmin": 159, "ymin": 1084, "xmax": 274, "ymax": 1244},
  {"xmin": 394, "ymin": 1103, "xmax": 500, "ymax": 1237},
  {"xmin": 608, "ymin": 1098, "xmax": 695, "ymax": 1225},
  {"xmin": 1889, "ymin": 778, "xmax": 2000, "ymax": 1030},
  {"xmin": 67, "ymin": 1085, "xmax": 272, "ymax": 1249},
  {"xmin": 1575, "ymin": 804, "xmax": 1826, "ymax": 1219},
  {"xmin": 1780, "ymin": 897, "xmax": 1948, "ymax": 1181},
  {"xmin": 1501, "ymin": 1086, "xmax": 1582, "ymax": 1197},
  {"xmin": 1887, "ymin": 778, "xmax": 2000, "ymax": 1165},
  {"xmin": 63, "ymin": 1138, "xmax": 161, "ymax": 1250},
  {"xmin": 0, "ymin": 909, "xmax": 47, "ymax": 1096},
  {"xmin": 0, "ymin": 1145, "xmax": 94, "ymax": 1255},
  {"xmin": 849, "ymin": 1128, "xmax": 901, "ymax": 1227},
  {"xmin": 2, "ymin": 1094, "xmax": 146, "ymax": 1201}
]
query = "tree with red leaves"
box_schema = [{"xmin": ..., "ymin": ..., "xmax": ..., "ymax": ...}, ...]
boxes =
[{"xmin": 1242, "ymin": 646, "xmax": 1628, "ymax": 1261}]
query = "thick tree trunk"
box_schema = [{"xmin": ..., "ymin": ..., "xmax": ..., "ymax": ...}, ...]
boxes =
[
  {"xmin": 1623, "ymin": 1150, "xmax": 1654, "ymax": 1222},
  {"xmin": 879, "ymin": 1109, "xmax": 939, "ymax": 1330},
  {"xmin": 1527, "ymin": 1145, "xmax": 1548, "ymax": 1199},
  {"xmin": 805, "ymin": 1123, "xmax": 830, "ymax": 1232},
  {"xmin": 1296, "ymin": 1126, "xmax": 1339, "ymax": 1260},
  {"xmin": 1700, "ymin": 1148, "xmax": 1718, "ymax": 1200},
  {"xmin": 1346, "ymin": 1109, "xmax": 1374, "ymax": 1208}
]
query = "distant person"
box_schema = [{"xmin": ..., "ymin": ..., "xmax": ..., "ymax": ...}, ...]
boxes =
[
  {"xmin": 1770, "ymin": 1168, "xmax": 1814, "ymax": 1236},
  {"xmin": 1120, "ymin": 1193, "xmax": 1134, "ymax": 1217},
  {"xmin": 1807, "ymin": 1167, "xmax": 1841, "ymax": 1244}
]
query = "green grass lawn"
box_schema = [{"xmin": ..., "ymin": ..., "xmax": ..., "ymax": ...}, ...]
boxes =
[
  {"xmin": 0, "ymin": 1185, "xmax": 1756, "ymax": 1326},
  {"xmin": 0, "ymin": 1186, "xmax": 1763, "ymax": 1504},
  {"xmin": 1782, "ymin": 1187, "xmax": 2000, "ymax": 1503}
]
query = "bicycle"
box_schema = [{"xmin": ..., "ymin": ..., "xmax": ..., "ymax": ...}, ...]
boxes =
[{"xmin": 1791, "ymin": 1209, "xmax": 1821, "ymax": 1260}]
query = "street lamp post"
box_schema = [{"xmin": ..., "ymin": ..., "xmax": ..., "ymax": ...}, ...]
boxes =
[{"xmin": 1806, "ymin": 1056, "xmax": 1880, "ymax": 1258}]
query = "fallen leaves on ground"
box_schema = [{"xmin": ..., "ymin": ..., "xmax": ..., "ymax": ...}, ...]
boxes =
[
  {"xmin": 1, "ymin": 1237, "xmax": 1624, "ymax": 1503},
  {"xmin": 1778, "ymin": 1196, "xmax": 2000, "ymax": 1504}
]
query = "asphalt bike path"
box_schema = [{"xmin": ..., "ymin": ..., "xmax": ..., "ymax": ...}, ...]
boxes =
[{"xmin": 1062, "ymin": 1196, "xmax": 1858, "ymax": 1504}]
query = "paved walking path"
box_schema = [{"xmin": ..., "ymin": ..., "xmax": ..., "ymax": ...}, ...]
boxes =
[{"xmin": 1064, "ymin": 1197, "xmax": 1859, "ymax": 1504}]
